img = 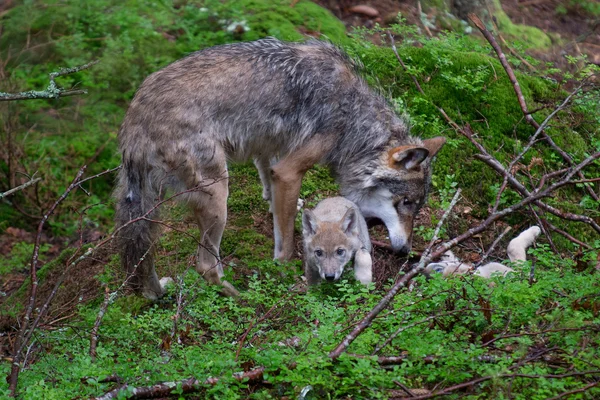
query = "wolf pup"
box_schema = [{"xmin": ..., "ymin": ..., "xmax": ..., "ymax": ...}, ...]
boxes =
[
  {"xmin": 302, "ymin": 197, "xmax": 372, "ymax": 285},
  {"xmin": 115, "ymin": 37, "xmax": 445, "ymax": 299}
]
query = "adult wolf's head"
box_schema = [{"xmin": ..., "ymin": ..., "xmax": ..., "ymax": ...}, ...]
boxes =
[
  {"xmin": 302, "ymin": 207, "xmax": 360, "ymax": 282},
  {"xmin": 349, "ymin": 136, "xmax": 446, "ymax": 255}
]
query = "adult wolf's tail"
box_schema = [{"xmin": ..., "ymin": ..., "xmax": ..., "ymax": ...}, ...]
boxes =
[{"xmin": 114, "ymin": 159, "xmax": 164, "ymax": 299}]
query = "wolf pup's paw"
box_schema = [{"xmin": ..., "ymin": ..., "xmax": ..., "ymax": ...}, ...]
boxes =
[
  {"xmin": 297, "ymin": 198, "xmax": 305, "ymax": 212},
  {"xmin": 354, "ymin": 249, "xmax": 373, "ymax": 285},
  {"xmin": 159, "ymin": 277, "xmax": 175, "ymax": 290}
]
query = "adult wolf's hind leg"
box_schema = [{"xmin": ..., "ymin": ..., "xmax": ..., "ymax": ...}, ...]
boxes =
[{"xmin": 188, "ymin": 176, "xmax": 239, "ymax": 297}]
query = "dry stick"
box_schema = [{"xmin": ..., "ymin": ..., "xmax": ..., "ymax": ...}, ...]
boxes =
[
  {"xmin": 417, "ymin": 1, "xmax": 433, "ymax": 38},
  {"xmin": 473, "ymin": 150, "xmax": 600, "ymax": 234},
  {"xmin": 7, "ymin": 164, "xmax": 120, "ymax": 395},
  {"xmin": 507, "ymin": 84, "xmax": 584, "ymax": 175},
  {"xmin": 546, "ymin": 381, "xmax": 600, "ymax": 400},
  {"xmin": 546, "ymin": 221, "xmax": 593, "ymax": 250},
  {"xmin": 235, "ymin": 293, "xmax": 293, "ymax": 361},
  {"xmin": 430, "ymin": 148, "xmax": 600, "ymax": 261},
  {"xmin": 94, "ymin": 366, "xmax": 266, "ymax": 400},
  {"xmin": 474, "ymin": 226, "xmax": 512, "ymax": 268},
  {"xmin": 373, "ymin": 306, "xmax": 487, "ymax": 355},
  {"xmin": 0, "ymin": 60, "xmax": 99, "ymax": 102},
  {"xmin": 328, "ymin": 189, "xmax": 462, "ymax": 360},
  {"xmin": 88, "ymin": 243, "xmax": 155, "ymax": 360},
  {"xmin": 468, "ymin": 13, "xmax": 599, "ymax": 202},
  {"xmin": 403, "ymin": 370, "xmax": 600, "ymax": 400},
  {"xmin": 8, "ymin": 165, "xmax": 86, "ymax": 396},
  {"xmin": 0, "ymin": 177, "xmax": 41, "ymax": 199},
  {"xmin": 528, "ymin": 204, "xmax": 559, "ymax": 255},
  {"xmin": 90, "ymin": 286, "xmax": 111, "ymax": 361}
]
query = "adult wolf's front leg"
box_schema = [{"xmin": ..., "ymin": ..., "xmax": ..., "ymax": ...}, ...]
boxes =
[{"xmin": 271, "ymin": 165, "xmax": 304, "ymax": 260}]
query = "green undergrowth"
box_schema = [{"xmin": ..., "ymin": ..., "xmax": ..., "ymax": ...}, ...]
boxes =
[
  {"xmin": 2, "ymin": 250, "xmax": 599, "ymax": 398},
  {"xmin": 1, "ymin": 1, "xmax": 599, "ymax": 398}
]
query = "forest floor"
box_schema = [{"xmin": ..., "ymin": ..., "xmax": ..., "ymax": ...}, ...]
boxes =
[{"xmin": 0, "ymin": 0, "xmax": 598, "ymax": 384}]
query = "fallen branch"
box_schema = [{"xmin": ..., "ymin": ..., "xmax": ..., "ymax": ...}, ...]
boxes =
[
  {"xmin": 0, "ymin": 177, "xmax": 41, "ymax": 199},
  {"xmin": 401, "ymin": 370, "xmax": 600, "ymax": 399},
  {"xmin": 0, "ymin": 60, "xmax": 99, "ymax": 102},
  {"xmin": 328, "ymin": 189, "xmax": 462, "ymax": 360},
  {"xmin": 89, "ymin": 286, "xmax": 111, "ymax": 361},
  {"xmin": 94, "ymin": 366, "xmax": 266, "ymax": 400}
]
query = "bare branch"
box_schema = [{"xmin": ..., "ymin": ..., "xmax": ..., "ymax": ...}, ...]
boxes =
[
  {"xmin": 468, "ymin": 13, "xmax": 599, "ymax": 202},
  {"xmin": 0, "ymin": 60, "xmax": 99, "ymax": 102},
  {"xmin": 474, "ymin": 226, "xmax": 512, "ymax": 268},
  {"xmin": 0, "ymin": 177, "xmax": 41, "ymax": 199},
  {"xmin": 94, "ymin": 366, "xmax": 266, "ymax": 400}
]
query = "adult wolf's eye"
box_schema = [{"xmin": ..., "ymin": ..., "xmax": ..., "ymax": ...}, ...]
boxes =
[
  {"xmin": 336, "ymin": 248, "xmax": 345, "ymax": 256},
  {"xmin": 403, "ymin": 197, "xmax": 412, "ymax": 206},
  {"xmin": 315, "ymin": 249, "xmax": 323, "ymax": 257}
]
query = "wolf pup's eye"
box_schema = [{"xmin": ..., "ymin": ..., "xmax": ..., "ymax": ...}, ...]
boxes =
[
  {"xmin": 315, "ymin": 249, "xmax": 323, "ymax": 257},
  {"xmin": 336, "ymin": 248, "xmax": 345, "ymax": 256}
]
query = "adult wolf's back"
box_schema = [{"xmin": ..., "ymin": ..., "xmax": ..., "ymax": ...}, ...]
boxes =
[{"xmin": 115, "ymin": 37, "xmax": 445, "ymax": 299}]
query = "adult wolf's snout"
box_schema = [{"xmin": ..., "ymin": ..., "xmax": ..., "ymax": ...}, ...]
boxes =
[
  {"xmin": 390, "ymin": 235, "xmax": 412, "ymax": 256},
  {"xmin": 324, "ymin": 274, "xmax": 336, "ymax": 282}
]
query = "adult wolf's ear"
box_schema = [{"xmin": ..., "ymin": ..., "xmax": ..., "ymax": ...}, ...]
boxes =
[
  {"xmin": 422, "ymin": 136, "xmax": 446, "ymax": 158},
  {"xmin": 340, "ymin": 208, "xmax": 358, "ymax": 237},
  {"xmin": 390, "ymin": 146, "xmax": 429, "ymax": 171},
  {"xmin": 390, "ymin": 136, "xmax": 446, "ymax": 171},
  {"xmin": 302, "ymin": 209, "xmax": 318, "ymax": 237}
]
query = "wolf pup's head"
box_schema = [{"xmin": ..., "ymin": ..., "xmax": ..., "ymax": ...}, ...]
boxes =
[
  {"xmin": 302, "ymin": 207, "xmax": 360, "ymax": 282},
  {"xmin": 351, "ymin": 136, "xmax": 446, "ymax": 255}
]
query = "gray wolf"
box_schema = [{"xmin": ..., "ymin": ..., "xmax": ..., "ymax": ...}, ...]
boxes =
[
  {"xmin": 302, "ymin": 197, "xmax": 372, "ymax": 285},
  {"xmin": 114, "ymin": 37, "xmax": 446, "ymax": 299}
]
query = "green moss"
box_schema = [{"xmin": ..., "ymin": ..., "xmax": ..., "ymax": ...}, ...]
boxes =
[
  {"xmin": 239, "ymin": 0, "xmax": 348, "ymax": 44},
  {"xmin": 346, "ymin": 40, "xmax": 589, "ymax": 211},
  {"xmin": 491, "ymin": 0, "xmax": 552, "ymax": 49}
]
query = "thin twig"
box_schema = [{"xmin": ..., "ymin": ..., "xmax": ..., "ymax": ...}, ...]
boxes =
[
  {"xmin": 0, "ymin": 177, "xmax": 41, "ymax": 199},
  {"xmin": 236, "ymin": 294, "xmax": 293, "ymax": 361},
  {"xmin": 404, "ymin": 370, "xmax": 600, "ymax": 399},
  {"xmin": 468, "ymin": 13, "xmax": 599, "ymax": 202},
  {"xmin": 0, "ymin": 60, "xmax": 99, "ymax": 102},
  {"xmin": 90, "ymin": 286, "xmax": 110, "ymax": 361},
  {"xmin": 474, "ymin": 226, "xmax": 511, "ymax": 268}
]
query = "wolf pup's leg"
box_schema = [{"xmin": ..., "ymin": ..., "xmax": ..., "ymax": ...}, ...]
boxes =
[{"xmin": 354, "ymin": 248, "xmax": 372, "ymax": 285}]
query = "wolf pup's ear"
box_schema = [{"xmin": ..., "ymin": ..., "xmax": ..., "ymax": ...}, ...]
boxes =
[
  {"xmin": 390, "ymin": 146, "xmax": 429, "ymax": 171},
  {"xmin": 340, "ymin": 208, "xmax": 358, "ymax": 237},
  {"xmin": 302, "ymin": 209, "xmax": 318, "ymax": 237},
  {"xmin": 422, "ymin": 137, "xmax": 446, "ymax": 158}
]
